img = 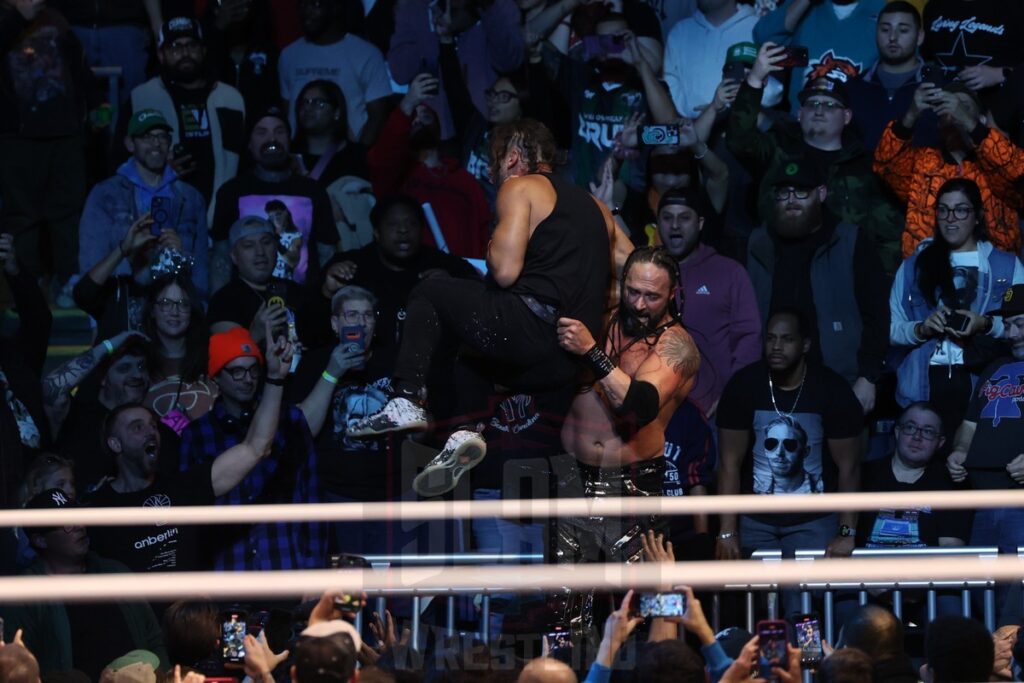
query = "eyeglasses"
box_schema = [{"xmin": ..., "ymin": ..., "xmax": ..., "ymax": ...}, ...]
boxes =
[
  {"xmin": 299, "ymin": 96, "xmax": 333, "ymax": 110},
  {"xmin": 156, "ymin": 297, "xmax": 189, "ymax": 312},
  {"xmin": 137, "ymin": 131, "xmax": 172, "ymax": 145},
  {"xmin": 223, "ymin": 365, "xmax": 261, "ymax": 381},
  {"xmin": 484, "ymin": 89, "xmax": 517, "ymax": 104},
  {"xmin": 801, "ymin": 99, "xmax": 845, "ymax": 112},
  {"xmin": 342, "ymin": 311, "xmax": 375, "ymax": 324},
  {"xmin": 773, "ymin": 187, "xmax": 812, "ymax": 201},
  {"xmin": 764, "ymin": 438, "xmax": 800, "ymax": 453},
  {"xmin": 896, "ymin": 422, "xmax": 941, "ymax": 440},
  {"xmin": 935, "ymin": 204, "xmax": 974, "ymax": 221}
]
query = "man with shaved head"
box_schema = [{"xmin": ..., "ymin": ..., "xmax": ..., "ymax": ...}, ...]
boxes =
[
  {"xmin": 841, "ymin": 605, "xmax": 916, "ymax": 682},
  {"xmin": 517, "ymin": 657, "xmax": 577, "ymax": 683}
]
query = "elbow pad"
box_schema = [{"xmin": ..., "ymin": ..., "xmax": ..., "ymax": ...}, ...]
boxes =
[{"xmin": 616, "ymin": 379, "xmax": 660, "ymax": 427}]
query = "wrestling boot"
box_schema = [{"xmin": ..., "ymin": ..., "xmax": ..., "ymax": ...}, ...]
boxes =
[
  {"xmin": 347, "ymin": 397, "xmax": 428, "ymax": 437},
  {"xmin": 412, "ymin": 429, "xmax": 487, "ymax": 497}
]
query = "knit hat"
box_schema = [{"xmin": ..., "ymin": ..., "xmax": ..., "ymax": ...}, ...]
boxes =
[
  {"xmin": 100, "ymin": 651, "xmax": 161, "ymax": 683},
  {"xmin": 771, "ymin": 157, "xmax": 825, "ymax": 189},
  {"xmin": 208, "ymin": 327, "xmax": 264, "ymax": 378}
]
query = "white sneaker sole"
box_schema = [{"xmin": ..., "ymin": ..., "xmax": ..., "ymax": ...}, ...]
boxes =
[{"xmin": 412, "ymin": 438, "xmax": 487, "ymax": 497}]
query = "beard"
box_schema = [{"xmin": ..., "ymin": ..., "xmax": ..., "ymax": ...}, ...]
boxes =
[
  {"xmin": 409, "ymin": 123, "xmax": 440, "ymax": 151},
  {"xmin": 618, "ymin": 300, "xmax": 668, "ymax": 339},
  {"xmin": 164, "ymin": 59, "xmax": 203, "ymax": 85},
  {"xmin": 258, "ymin": 141, "xmax": 291, "ymax": 170},
  {"xmin": 770, "ymin": 201, "xmax": 822, "ymax": 240}
]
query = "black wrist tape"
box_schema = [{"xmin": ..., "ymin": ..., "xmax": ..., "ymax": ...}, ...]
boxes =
[{"xmin": 582, "ymin": 344, "xmax": 615, "ymax": 379}]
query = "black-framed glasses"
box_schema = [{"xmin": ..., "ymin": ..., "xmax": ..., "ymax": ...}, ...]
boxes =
[
  {"xmin": 774, "ymin": 187, "xmax": 812, "ymax": 201},
  {"xmin": 342, "ymin": 310, "xmax": 375, "ymax": 324},
  {"xmin": 223, "ymin": 365, "xmax": 261, "ymax": 381},
  {"xmin": 137, "ymin": 131, "xmax": 172, "ymax": 145},
  {"xmin": 936, "ymin": 204, "xmax": 974, "ymax": 221},
  {"xmin": 801, "ymin": 99, "xmax": 844, "ymax": 112},
  {"xmin": 764, "ymin": 438, "xmax": 799, "ymax": 453},
  {"xmin": 299, "ymin": 96, "xmax": 332, "ymax": 110},
  {"xmin": 896, "ymin": 422, "xmax": 941, "ymax": 440},
  {"xmin": 156, "ymin": 297, "xmax": 189, "ymax": 312},
  {"xmin": 484, "ymin": 89, "xmax": 517, "ymax": 104}
]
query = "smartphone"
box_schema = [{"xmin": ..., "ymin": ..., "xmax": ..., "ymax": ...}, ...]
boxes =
[
  {"xmin": 220, "ymin": 611, "xmax": 248, "ymax": 663},
  {"xmin": 793, "ymin": 614, "xmax": 823, "ymax": 669},
  {"xmin": 600, "ymin": 34, "xmax": 625, "ymax": 55},
  {"xmin": 638, "ymin": 592, "xmax": 686, "ymax": 618},
  {"xmin": 340, "ymin": 324, "xmax": 366, "ymax": 352},
  {"xmin": 757, "ymin": 619, "xmax": 789, "ymax": 679},
  {"xmin": 722, "ymin": 61, "xmax": 747, "ymax": 82},
  {"xmin": 150, "ymin": 196, "xmax": 170, "ymax": 236},
  {"xmin": 581, "ymin": 34, "xmax": 626, "ymax": 61},
  {"xmin": 329, "ymin": 553, "xmax": 371, "ymax": 569},
  {"xmin": 332, "ymin": 593, "xmax": 366, "ymax": 611},
  {"xmin": 921, "ymin": 64, "xmax": 948, "ymax": 87},
  {"xmin": 546, "ymin": 629, "xmax": 572, "ymax": 651},
  {"xmin": 946, "ymin": 311, "xmax": 971, "ymax": 333},
  {"xmin": 265, "ymin": 280, "xmax": 288, "ymax": 309},
  {"xmin": 417, "ymin": 56, "xmax": 439, "ymax": 80},
  {"xmin": 776, "ymin": 46, "xmax": 809, "ymax": 68},
  {"xmin": 640, "ymin": 124, "xmax": 681, "ymax": 146}
]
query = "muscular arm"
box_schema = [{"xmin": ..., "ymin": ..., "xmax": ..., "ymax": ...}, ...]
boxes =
[
  {"xmin": 487, "ymin": 177, "xmax": 533, "ymax": 287},
  {"xmin": 828, "ymin": 436, "xmax": 860, "ymax": 531},
  {"xmin": 597, "ymin": 327, "xmax": 699, "ymax": 415},
  {"xmin": 600, "ymin": 199, "xmax": 632, "ymax": 280},
  {"xmin": 41, "ymin": 343, "xmax": 111, "ymax": 437}
]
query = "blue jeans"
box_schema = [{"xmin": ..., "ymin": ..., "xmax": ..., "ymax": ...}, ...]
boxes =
[
  {"xmin": 471, "ymin": 488, "xmax": 546, "ymax": 636},
  {"xmin": 72, "ymin": 25, "xmax": 150, "ymax": 102},
  {"xmin": 970, "ymin": 507, "xmax": 1024, "ymax": 624},
  {"xmin": 740, "ymin": 513, "xmax": 838, "ymax": 618}
]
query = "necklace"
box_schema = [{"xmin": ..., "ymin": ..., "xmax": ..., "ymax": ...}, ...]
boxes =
[{"xmin": 768, "ymin": 365, "xmax": 807, "ymax": 417}]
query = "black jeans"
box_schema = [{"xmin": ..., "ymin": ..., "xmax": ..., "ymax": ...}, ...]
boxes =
[{"xmin": 393, "ymin": 276, "xmax": 580, "ymax": 412}]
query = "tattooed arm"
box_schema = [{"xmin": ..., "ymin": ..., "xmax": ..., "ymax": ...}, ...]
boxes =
[{"xmin": 41, "ymin": 331, "xmax": 141, "ymax": 437}]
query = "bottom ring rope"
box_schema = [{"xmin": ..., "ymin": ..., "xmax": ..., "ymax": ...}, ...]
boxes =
[{"xmin": 2, "ymin": 555, "xmax": 1023, "ymax": 603}]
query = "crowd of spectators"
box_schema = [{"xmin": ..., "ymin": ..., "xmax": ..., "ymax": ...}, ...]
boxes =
[{"xmin": 3, "ymin": 0, "xmax": 1024, "ymax": 679}]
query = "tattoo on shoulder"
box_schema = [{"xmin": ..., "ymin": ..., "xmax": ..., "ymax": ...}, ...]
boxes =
[{"xmin": 657, "ymin": 329, "xmax": 700, "ymax": 377}]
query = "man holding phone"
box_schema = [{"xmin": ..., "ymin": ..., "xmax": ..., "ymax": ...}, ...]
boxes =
[{"xmin": 79, "ymin": 109, "xmax": 210, "ymax": 298}]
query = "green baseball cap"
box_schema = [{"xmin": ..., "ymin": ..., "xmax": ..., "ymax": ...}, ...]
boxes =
[
  {"xmin": 127, "ymin": 109, "xmax": 172, "ymax": 137},
  {"xmin": 725, "ymin": 42, "xmax": 758, "ymax": 66}
]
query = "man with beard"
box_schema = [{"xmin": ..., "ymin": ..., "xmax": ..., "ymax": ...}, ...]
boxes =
[
  {"xmin": 746, "ymin": 159, "xmax": 889, "ymax": 414},
  {"xmin": 874, "ymin": 80, "xmax": 1024, "ymax": 257},
  {"xmin": 656, "ymin": 187, "xmax": 760, "ymax": 417},
  {"xmin": 716, "ymin": 309, "xmax": 861, "ymax": 615},
  {"xmin": 846, "ymin": 2, "xmax": 937, "ymax": 152},
  {"xmin": 44, "ymin": 332, "xmax": 155, "ymax": 488},
  {"xmin": 551, "ymin": 246, "xmax": 699, "ymax": 633},
  {"xmin": 178, "ymin": 327, "xmax": 328, "ymax": 570},
  {"xmin": 278, "ymin": 0, "xmax": 391, "ymax": 145},
  {"xmin": 349, "ymin": 119, "xmax": 626, "ymax": 497},
  {"xmin": 210, "ymin": 105, "xmax": 338, "ymax": 293},
  {"xmin": 729, "ymin": 42, "xmax": 904, "ymax": 273},
  {"xmin": 368, "ymin": 72, "xmax": 492, "ymax": 258},
  {"xmin": 78, "ymin": 109, "xmax": 209, "ymax": 299},
  {"xmin": 85, "ymin": 329, "xmax": 291, "ymax": 573},
  {"xmin": 128, "ymin": 17, "xmax": 245, "ymax": 213}
]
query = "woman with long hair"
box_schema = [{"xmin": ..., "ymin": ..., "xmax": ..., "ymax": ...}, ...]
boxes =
[
  {"xmin": 141, "ymin": 273, "xmax": 216, "ymax": 429},
  {"xmin": 890, "ymin": 177, "xmax": 1024, "ymax": 437},
  {"xmin": 293, "ymin": 79, "xmax": 369, "ymax": 187}
]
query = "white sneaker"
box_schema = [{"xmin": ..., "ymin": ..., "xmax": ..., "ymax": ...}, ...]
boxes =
[
  {"xmin": 347, "ymin": 397, "xmax": 428, "ymax": 437},
  {"xmin": 412, "ymin": 430, "xmax": 487, "ymax": 497}
]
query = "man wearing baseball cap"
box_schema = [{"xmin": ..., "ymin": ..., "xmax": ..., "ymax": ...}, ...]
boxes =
[
  {"xmin": 78, "ymin": 107, "xmax": 209, "ymax": 299},
  {"xmin": 127, "ymin": 16, "xmax": 245, "ymax": 215},
  {"xmin": 728, "ymin": 42, "xmax": 905, "ymax": 275},
  {"xmin": 0, "ymin": 489, "xmax": 168, "ymax": 678},
  {"xmin": 746, "ymin": 156, "xmax": 890, "ymax": 416},
  {"xmin": 178, "ymin": 326, "xmax": 330, "ymax": 570},
  {"xmin": 947, "ymin": 285, "xmax": 1024, "ymax": 611}
]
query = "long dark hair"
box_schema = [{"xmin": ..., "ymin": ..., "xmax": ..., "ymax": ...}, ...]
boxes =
[
  {"xmin": 292, "ymin": 79, "xmax": 349, "ymax": 150},
  {"xmin": 914, "ymin": 177, "xmax": 989, "ymax": 308},
  {"xmin": 617, "ymin": 246, "xmax": 682, "ymax": 325},
  {"xmin": 142, "ymin": 274, "xmax": 209, "ymax": 383}
]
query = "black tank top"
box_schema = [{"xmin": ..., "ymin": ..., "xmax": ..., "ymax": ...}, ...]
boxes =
[{"xmin": 509, "ymin": 172, "xmax": 610, "ymax": 336}]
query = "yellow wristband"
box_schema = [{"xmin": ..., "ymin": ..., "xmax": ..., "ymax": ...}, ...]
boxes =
[{"xmin": 321, "ymin": 370, "xmax": 339, "ymax": 385}]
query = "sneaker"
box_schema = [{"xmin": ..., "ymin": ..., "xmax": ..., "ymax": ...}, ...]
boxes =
[
  {"xmin": 412, "ymin": 429, "xmax": 487, "ymax": 497},
  {"xmin": 347, "ymin": 397, "xmax": 428, "ymax": 437}
]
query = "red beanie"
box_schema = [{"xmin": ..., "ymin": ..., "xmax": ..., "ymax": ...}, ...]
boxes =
[{"xmin": 208, "ymin": 327, "xmax": 264, "ymax": 377}]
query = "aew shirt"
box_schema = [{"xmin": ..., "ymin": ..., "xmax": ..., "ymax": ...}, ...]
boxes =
[
  {"xmin": 964, "ymin": 356, "xmax": 1024, "ymax": 489},
  {"xmin": 84, "ymin": 464, "xmax": 214, "ymax": 572}
]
